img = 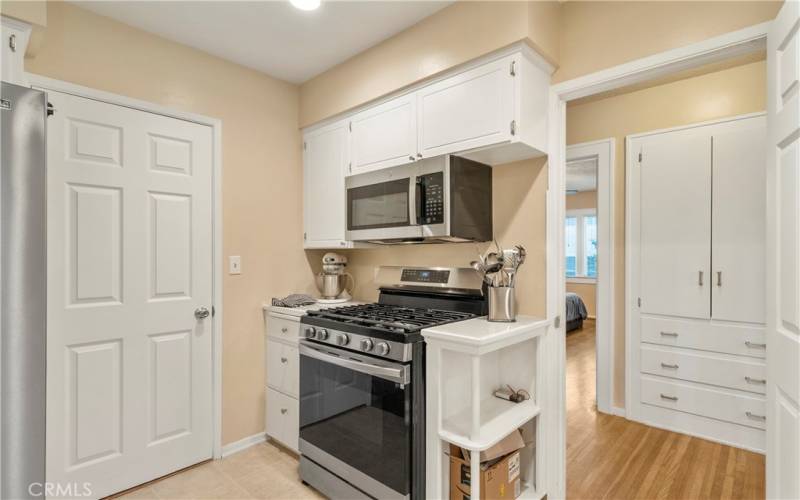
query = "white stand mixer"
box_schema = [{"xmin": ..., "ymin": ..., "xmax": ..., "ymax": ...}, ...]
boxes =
[{"xmin": 315, "ymin": 252, "xmax": 354, "ymax": 303}]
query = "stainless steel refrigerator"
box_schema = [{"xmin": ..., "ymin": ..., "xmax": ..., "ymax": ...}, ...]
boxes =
[{"xmin": 1, "ymin": 81, "xmax": 47, "ymax": 499}]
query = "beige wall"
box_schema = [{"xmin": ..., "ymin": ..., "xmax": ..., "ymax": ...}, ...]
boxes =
[
  {"xmin": 566, "ymin": 190, "xmax": 597, "ymax": 317},
  {"xmin": 567, "ymin": 59, "xmax": 767, "ymax": 408},
  {"xmin": 343, "ymin": 158, "xmax": 549, "ymax": 317},
  {"xmin": 20, "ymin": 1, "xmax": 324, "ymax": 445},
  {"xmin": 299, "ymin": 1, "xmax": 560, "ymax": 127},
  {"xmin": 299, "ymin": 1, "xmax": 779, "ymax": 127}
]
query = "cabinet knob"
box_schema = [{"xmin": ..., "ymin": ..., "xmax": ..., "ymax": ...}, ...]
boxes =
[
  {"xmin": 745, "ymin": 411, "xmax": 765, "ymax": 421},
  {"xmin": 409, "ymin": 156, "xmax": 415, "ymax": 161},
  {"xmin": 660, "ymin": 394, "xmax": 678, "ymax": 402},
  {"xmin": 660, "ymin": 363, "xmax": 679, "ymax": 369},
  {"xmin": 280, "ymin": 357, "xmax": 288, "ymax": 363},
  {"xmin": 745, "ymin": 376, "xmax": 766, "ymax": 384},
  {"xmin": 281, "ymin": 327, "xmax": 288, "ymax": 333},
  {"xmin": 280, "ymin": 408, "xmax": 288, "ymax": 414}
]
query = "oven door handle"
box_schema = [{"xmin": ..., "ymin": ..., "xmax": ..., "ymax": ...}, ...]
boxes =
[{"xmin": 299, "ymin": 343, "xmax": 410, "ymax": 385}]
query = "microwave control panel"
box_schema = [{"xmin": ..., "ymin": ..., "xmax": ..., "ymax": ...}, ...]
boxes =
[{"xmin": 418, "ymin": 172, "xmax": 444, "ymax": 225}]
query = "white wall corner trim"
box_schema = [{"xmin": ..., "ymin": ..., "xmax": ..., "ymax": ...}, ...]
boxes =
[{"xmin": 221, "ymin": 432, "xmax": 267, "ymax": 458}]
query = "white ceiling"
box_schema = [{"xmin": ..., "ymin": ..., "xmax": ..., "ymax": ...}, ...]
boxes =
[
  {"xmin": 71, "ymin": 1, "xmax": 453, "ymax": 83},
  {"xmin": 566, "ymin": 158, "xmax": 597, "ymax": 193}
]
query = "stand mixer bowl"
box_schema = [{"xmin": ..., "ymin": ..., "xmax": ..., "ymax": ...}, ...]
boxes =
[{"xmin": 316, "ymin": 273, "xmax": 349, "ymax": 299}]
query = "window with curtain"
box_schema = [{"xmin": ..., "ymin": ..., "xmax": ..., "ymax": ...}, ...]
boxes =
[{"xmin": 565, "ymin": 209, "xmax": 597, "ymax": 279}]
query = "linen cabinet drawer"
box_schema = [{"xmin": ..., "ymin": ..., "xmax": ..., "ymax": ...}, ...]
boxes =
[
  {"xmin": 266, "ymin": 388, "xmax": 299, "ymax": 452},
  {"xmin": 266, "ymin": 339, "xmax": 299, "ymax": 397},
  {"xmin": 641, "ymin": 377, "xmax": 766, "ymax": 430},
  {"xmin": 641, "ymin": 345, "xmax": 766, "ymax": 394},
  {"xmin": 641, "ymin": 316, "xmax": 766, "ymax": 358},
  {"xmin": 267, "ymin": 313, "xmax": 300, "ymax": 345}
]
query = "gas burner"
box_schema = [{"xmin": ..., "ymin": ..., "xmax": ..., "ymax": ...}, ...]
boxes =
[{"xmin": 305, "ymin": 303, "xmax": 476, "ymax": 334}]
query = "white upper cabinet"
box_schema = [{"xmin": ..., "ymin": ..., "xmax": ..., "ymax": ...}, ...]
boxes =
[
  {"xmin": 303, "ymin": 119, "xmax": 351, "ymax": 249},
  {"xmin": 639, "ymin": 128, "xmax": 712, "ymax": 320},
  {"xmin": 711, "ymin": 117, "xmax": 766, "ymax": 324},
  {"xmin": 417, "ymin": 55, "xmax": 515, "ymax": 159},
  {"xmin": 350, "ymin": 93, "xmax": 417, "ymax": 175}
]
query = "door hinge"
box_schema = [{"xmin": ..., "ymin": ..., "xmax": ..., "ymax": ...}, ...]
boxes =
[
  {"xmin": 638, "ymin": 151, "xmax": 642, "ymax": 163},
  {"xmin": 212, "ymin": 306, "xmax": 216, "ymax": 317},
  {"xmin": 637, "ymin": 297, "xmax": 642, "ymax": 307},
  {"xmin": 510, "ymin": 60, "xmax": 516, "ymax": 77},
  {"xmin": 303, "ymin": 141, "xmax": 307, "ymax": 151},
  {"xmin": 510, "ymin": 120, "xmax": 516, "ymax": 136},
  {"xmin": 554, "ymin": 315, "xmax": 561, "ymax": 329},
  {"xmin": 303, "ymin": 232, "xmax": 307, "ymax": 241},
  {"xmin": 47, "ymin": 102, "xmax": 55, "ymax": 116},
  {"xmin": 348, "ymin": 121, "xmax": 352, "ymax": 132},
  {"xmin": 348, "ymin": 161, "xmax": 352, "ymax": 172}
]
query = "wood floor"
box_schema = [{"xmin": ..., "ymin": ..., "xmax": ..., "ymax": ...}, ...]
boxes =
[{"xmin": 566, "ymin": 320, "xmax": 766, "ymax": 499}]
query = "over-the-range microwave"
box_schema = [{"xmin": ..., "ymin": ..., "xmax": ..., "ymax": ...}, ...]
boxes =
[{"xmin": 345, "ymin": 155, "xmax": 492, "ymax": 244}]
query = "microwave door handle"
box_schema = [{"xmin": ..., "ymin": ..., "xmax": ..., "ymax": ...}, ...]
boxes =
[
  {"xmin": 415, "ymin": 177, "xmax": 425, "ymax": 225},
  {"xmin": 299, "ymin": 343, "xmax": 410, "ymax": 384}
]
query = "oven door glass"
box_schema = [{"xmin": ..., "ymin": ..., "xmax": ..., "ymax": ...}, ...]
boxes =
[
  {"xmin": 347, "ymin": 178, "xmax": 411, "ymax": 231},
  {"xmin": 299, "ymin": 342, "xmax": 411, "ymax": 497}
]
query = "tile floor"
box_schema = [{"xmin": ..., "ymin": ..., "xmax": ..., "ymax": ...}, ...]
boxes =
[{"xmin": 116, "ymin": 442, "xmax": 323, "ymax": 499}]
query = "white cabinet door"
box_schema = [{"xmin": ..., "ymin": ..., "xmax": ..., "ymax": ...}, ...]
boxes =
[
  {"xmin": 45, "ymin": 91, "xmax": 214, "ymax": 498},
  {"xmin": 712, "ymin": 117, "xmax": 767, "ymax": 324},
  {"xmin": 639, "ymin": 129, "xmax": 712, "ymax": 319},
  {"xmin": 417, "ymin": 56, "xmax": 515, "ymax": 158},
  {"xmin": 266, "ymin": 388, "xmax": 299, "ymax": 452},
  {"xmin": 303, "ymin": 120, "xmax": 349, "ymax": 248},
  {"xmin": 266, "ymin": 339, "xmax": 299, "ymax": 398},
  {"xmin": 350, "ymin": 93, "xmax": 416, "ymax": 174}
]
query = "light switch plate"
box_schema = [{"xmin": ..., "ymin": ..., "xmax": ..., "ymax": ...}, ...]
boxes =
[{"xmin": 229, "ymin": 255, "xmax": 241, "ymax": 275}]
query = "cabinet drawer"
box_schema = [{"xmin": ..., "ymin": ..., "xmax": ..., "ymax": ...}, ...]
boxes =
[
  {"xmin": 641, "ymin": 316, "xmax": 766, "ymax": 358},
  {"xmin": 266, "ymin": 388, "xmax": 299, "ymax": 452},
  {"xmin": 267, "ymin": 314, "xmax": 300, "ymax": 345},
  {"xmin": 641, "ymin": 345, "xmax": 766, "ymax": 394},
  {"xmin": 641, "ymin": 377, "xmax": 766, "ymax": 430},
  {"xmin": 266, "ymin": 339, "xmax": 299, "ymax": 397}
]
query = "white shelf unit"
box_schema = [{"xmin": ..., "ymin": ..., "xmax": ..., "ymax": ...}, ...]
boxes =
[{"xmin": 423, "ymin": 316, "xmax": 549, "ymax": 499}]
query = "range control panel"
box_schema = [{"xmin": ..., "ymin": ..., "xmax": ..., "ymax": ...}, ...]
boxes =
[
  {"xmin": 400, "ymin": 268, "xmax": 450, "ymax": 284},
  {"xmin": 417, "ymin": 172, "xmax": 444, "ymax": 225}
]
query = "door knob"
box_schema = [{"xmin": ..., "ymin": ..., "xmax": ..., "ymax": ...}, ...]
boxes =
[{"xmin": 194, "ymin": 307, "xmax": 210, "ymax": 320}]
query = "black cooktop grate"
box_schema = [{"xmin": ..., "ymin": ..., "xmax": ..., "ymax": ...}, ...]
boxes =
[{"xmin": 306, "ymin": 303, "xmax": 476, "ymax": 334}]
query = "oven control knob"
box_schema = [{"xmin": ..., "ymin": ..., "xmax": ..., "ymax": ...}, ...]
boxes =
[
  {"xmin": 303, "ymin": 327, "xmax": 316, "ymax": 339},
  {"xmin": 336, "ymin": 333, "xmax": 350, "ymax": 346},
  {"xmin": 376, "ymin": 342, "xmax": 390, "ymax": 356},
  {"xmin": 360, "ymin": 338, "xmax": 374, "ymax": 352},
  {"xmin": 317, "ymin": 328, "xmax": 329, "ymax": 341}
]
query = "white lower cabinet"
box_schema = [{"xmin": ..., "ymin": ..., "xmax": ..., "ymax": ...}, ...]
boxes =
[
  {"xmin": 265, "ymin": 311, "xmax": 300, "ymax": 453},
  {"xmin": 266, "ymin": 388, "xmax": 299, "ymax": 452}
]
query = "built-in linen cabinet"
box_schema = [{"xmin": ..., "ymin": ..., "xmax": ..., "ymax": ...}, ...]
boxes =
[
  {"xmin": 629, "ymin": 114, "xmax": 767, "ymax": 453},
  {"xmin": 349, "ymin": 93, "xmax": 417, "ymax": 175},
  {"xmin": 302, "ymin": 119, "xmax": 352, "ymax": 249}
]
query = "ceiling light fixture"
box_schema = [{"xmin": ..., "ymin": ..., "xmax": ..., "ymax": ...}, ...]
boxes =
[{"xmin": 290, "ymin": 0, "xmax": 320, "ymax": 11}]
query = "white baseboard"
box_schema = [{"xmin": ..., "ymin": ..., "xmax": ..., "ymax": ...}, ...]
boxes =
[
  {"xmin": 221, "ymin": 431, "xmax": 266, "ymax": 458},
  {"xmin": 610, "ymin": 405, "xmax": 626, "ymax": 417}
]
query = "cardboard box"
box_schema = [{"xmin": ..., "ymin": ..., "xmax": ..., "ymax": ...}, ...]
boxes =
[{"xmin": 448, "ymin": 430, "xmax": 525, "ymax": 500}]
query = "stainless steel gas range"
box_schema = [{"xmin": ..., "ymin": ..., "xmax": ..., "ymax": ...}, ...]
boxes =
[{"xmin": 298, "ymin": 267, "xmax": 487, "ymax": 500}]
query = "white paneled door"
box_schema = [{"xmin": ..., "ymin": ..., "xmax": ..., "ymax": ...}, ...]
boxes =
[
  {"xmin": 766, "ymin": 2, "xmax": 800, "ymax": 498},
  {"xmin": 45, "ymin": 90, "xmax": 214, "ymax": 498}
]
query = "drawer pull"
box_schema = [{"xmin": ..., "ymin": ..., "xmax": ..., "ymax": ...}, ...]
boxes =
[
  {"xmin": 660, "ymin": 394, "xmax": 678, "ymax": 402},
  {"xmin": 745, "ymin": 341, "xmax": 766, "ymax": 349},
  {"xmin": 660, "ymin": 363, "xmax": 679, "ymax": 369},
  {"xmin": 280, "ymin": 357, "xmax": 288, "ymax": 363},
  {"xmin": 280, "ymin": 408, "xmax": 288, "ymax": 414},
  {"xmin": 281, "ymin": 327, "xmax": 288, "ymax": 333},
  {"xmin": 745, "ymin": 376, "xmax": 766, "ymax": 385},
  {"xmin": 660, "ymin": 331, "xmax": 678, "ymax": 337},
  {"xmin": 745, "ymin": 411, "xmax": 766, "ymax": 421}
]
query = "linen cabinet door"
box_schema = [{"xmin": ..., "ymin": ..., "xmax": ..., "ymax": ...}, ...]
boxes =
[
  {"xmin": 417, "ymin": 56, "xmax": 515, "ymax": 158},
  {"xmin": 638, "ymin": 129, "xmax": 712, "ymax": 319},
  {"xmin": 712, "ymin": 116, "xmax": 767, "ymax": 323},
  {"xmin": 350, "ymin": 94, "xmax": 417, "ymax": 175}
]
